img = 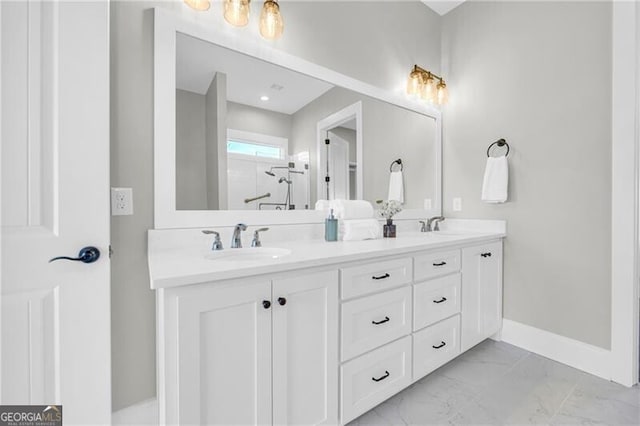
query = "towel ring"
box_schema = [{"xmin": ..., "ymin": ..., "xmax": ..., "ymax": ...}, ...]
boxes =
[
  {"xmin": 487, "ymin": 139, "xmax": 510, "ymax": 158},
  {"xmin": 389, "ymin": 159, "xmax": 403, "ymax": 172}
]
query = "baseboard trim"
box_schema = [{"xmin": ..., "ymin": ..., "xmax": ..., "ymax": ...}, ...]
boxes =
[
  {"xmin": 501, "ymin": 319, "xmax": 611, "ymax": 381},
  {"xmin": 112, "ymin": 398, "xmax": 158, "ymax": 425}
]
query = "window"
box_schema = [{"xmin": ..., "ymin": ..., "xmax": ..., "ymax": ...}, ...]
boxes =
[
  {"xmin": 227, "ymin": 140, "xmax": 282, "ymax": 159},
  {"xmin": 226, "ymin": 129, "xmax": 288, "ymax": 160}
]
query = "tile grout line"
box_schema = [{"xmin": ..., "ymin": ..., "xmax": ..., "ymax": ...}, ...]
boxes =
[{"xmin": 549, "ymin": 382, "xmax": 578, "ymax": 423}]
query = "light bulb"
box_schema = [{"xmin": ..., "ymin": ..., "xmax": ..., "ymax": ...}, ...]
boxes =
[
  {"xmin": 260, "ymin": 0, "xmax": 284, "ymax": 40},
  {"xmin": 224, "ymin": 0, "xmax": 251, "ymax": 27},
  {"xmin": 437, "ymin": 80, "xmax": 449, "ymax": 105},
  {"xmin": 184, "ymin": 0, "xmax": 210, "ymax": 11},
  {"xmin": 406, "ymin": 68, "xmax": 423, "ymax": 98},
  {"xmin": 421, "ymin": 74, "xmax": 436, "ymax": 103}
]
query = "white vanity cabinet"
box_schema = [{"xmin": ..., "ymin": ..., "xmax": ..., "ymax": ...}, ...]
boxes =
[
  {"xmin": 157, "ymin": 270, "xmax": 339, "ymax": 425},
  {"xmin": 153, "ymin": 234, "xmax": 505, "ymax": 426},
  {"xmin": 461, "ymin": 241, "xmax": 504, "ymax": 352}
]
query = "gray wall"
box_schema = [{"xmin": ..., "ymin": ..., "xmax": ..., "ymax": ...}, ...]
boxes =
[
  {"xmin": 227, "ymin": 101, "xmax": 293, "ymax": 140},
  {"xmin": 205, "ymin": 73, "xmax": 227, "ymax": 210},
  {"xmin": 110, "ymin": 0, "xmax": 441, "ymax": 411},
  {"xmin": 176, "ymin": 89, "xmax": 207, "ymax": 210},
  {"xmin": 441, "ymin": 1, "xmax": 612, "ymax": 349}
]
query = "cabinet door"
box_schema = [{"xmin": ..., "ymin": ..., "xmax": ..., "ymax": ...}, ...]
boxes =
[
  {"xmin": 176, "ymin": 281, "xmax": 272, "ymax": 425},
  {"xmin": 461, "ymin": 241, "xmax": 503, "ymax": 352},
  {"xmin": 272, "ymin": 270, "xmax": 339, "ymax": 425}
]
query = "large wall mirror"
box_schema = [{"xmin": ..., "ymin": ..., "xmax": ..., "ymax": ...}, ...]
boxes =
[{"xmin": 154, "ymin": 8, "xmax": 441, "ymax": 228}]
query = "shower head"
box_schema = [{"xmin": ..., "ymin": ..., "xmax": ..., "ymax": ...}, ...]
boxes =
[{"xmin": 265, "ymin": 170, "xmax": 276, "ymax": 177}]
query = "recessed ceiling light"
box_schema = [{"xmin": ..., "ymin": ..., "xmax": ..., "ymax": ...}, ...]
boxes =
[{"xmin": 260, "ymin": 95, "xmax": 269, "ymax": 101}]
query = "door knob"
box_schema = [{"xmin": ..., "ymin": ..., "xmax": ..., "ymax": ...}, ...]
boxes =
[{"xmin": 49, "ymin": 246, "xmax": 100, "ymax": 264}]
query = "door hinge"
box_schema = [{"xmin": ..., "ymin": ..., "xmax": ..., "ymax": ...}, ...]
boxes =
[{"xmin": 109, "ymin": 245, "xmax": 113, "ymax": 258}]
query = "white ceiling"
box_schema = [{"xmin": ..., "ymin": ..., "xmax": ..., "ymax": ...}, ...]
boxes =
[
  {"xmin": 421, "ymin": 0, "xmax": 466, "ymax": 16},
  {"xmin": 176, "ymin": 33, "xmax": 334, "ymax": 115}
]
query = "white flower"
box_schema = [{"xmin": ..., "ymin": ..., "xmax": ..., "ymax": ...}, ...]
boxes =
[{"xmin": 376, "ymin": 199, "xmax": 403, "ymax": 220}]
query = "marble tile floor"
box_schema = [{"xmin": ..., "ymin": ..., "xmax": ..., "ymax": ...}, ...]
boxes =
[{"xmin": 348, "ymin": 340, "xmax": 640, "ymax": 426}]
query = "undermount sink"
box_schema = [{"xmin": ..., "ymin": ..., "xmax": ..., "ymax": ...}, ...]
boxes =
[{"xmin": 205, "ymin": 247, "xmax": 292, "ymax": 262}]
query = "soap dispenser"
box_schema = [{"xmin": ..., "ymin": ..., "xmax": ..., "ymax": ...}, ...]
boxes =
[{"xmin": 325, "ymin": 209, "xmax": 338, "ymax": 242}]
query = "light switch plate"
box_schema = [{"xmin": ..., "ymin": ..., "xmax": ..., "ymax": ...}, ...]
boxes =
[
  {"xmin": 452, "ymin": 197, "xmax": 462, "ymax": 212},
  {"xmin": 111, "ymin": 187, "xmax": 134, "ymax": 216}
]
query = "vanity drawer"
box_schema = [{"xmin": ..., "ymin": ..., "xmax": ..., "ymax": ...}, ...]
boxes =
[
  {"xmin": 412, "ymin": 315, "xmax": 460, "ymax": 381},
  {"xmin": 414, "ymin": 273, "xmax": 461, "ymax": 331},
  {"xmin": 414, "ymin": 249, "xmax": 461, "ymax": 281},
  {"xmin": 341, "ymin": 286, "xmax": 412, "ymax": 361},
  {"xmin": 341, "ymin": 257, "xmax": 412, "ymax": 300},
  {"xmin": 341, "ymin": 336, "xmax": 412, "ymax": 424}
]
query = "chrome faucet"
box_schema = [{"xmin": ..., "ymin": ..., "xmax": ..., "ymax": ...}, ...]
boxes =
[
  {"xmin": 251, "ymin": 228, "xmax": 269, "ymax": 247},
  {"xmin": 231, "ymin": 223, "xmax": 248, "ymax": 248},
  {"xmin": 420, "ymin": 216, "xmax": 445, "ymax": 232},
  {"xmin": 202, "ymin": 230, "xmax": 224, "ymax": 251}
]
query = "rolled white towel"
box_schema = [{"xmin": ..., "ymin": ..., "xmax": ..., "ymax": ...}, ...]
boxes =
[
  {"xmin": 315, "ymin": 199, "xmax": 331, "ymax": 212},
  {"xmin": 481, "ymin": 156, "xmax": 509, "ymax": 203},
  {"xmin": 341, "ymin": 219, "xmax": 382, "ymax": 241},
  {"xmin": 332, "ymin": 199, "xmax": 374, "ymax": 220}
]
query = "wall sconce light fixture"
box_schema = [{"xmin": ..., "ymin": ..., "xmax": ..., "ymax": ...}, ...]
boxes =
[
  {"xmin": 406, "ymin": 64, "xmax": 448, "ymax": 105},
  {"xmin": 184, "ymin": 0, "xmax": 284, "ymax": 40}
]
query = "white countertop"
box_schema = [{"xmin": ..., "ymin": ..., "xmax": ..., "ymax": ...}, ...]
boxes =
[{"xmin": 148, "ymin": 229, "xmax": 506, "ymax": 290}]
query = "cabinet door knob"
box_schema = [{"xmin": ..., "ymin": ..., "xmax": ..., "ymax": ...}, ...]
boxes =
[
  {"xmin": 371, "ymin": 370, "xmax": 390, "ymax": 382},
  {"xmin": 262, "ymin": 300, "xmax": 271, "ymax": 309},
  {"xmin": 432, "ymin": 261, "xmax": 447, "ymax": 267},
  {"xmin": 433, "ymin": 297, "xmax": 447, "ymax": 304},
  {"xmin": 432, "ymin": 341, "xmax": 447, "ymax": 349},
  {"xmin": 277, "ymin": 297, "xmax": 287, "ymax": 306}
]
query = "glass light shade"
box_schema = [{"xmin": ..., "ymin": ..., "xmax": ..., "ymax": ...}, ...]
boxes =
[
  {"xmin": 260, "ymin": 0, "xmax": 284, "ymax": 40},
  {"xmin": 184, "ymin": 0, "xmax": 210, "ymax": 11},
  {"xmin": 224, "ymin": 0, "xmax": 251, "ymax": 27},
  {"xmin": 406, "ymin": 69, "xmax": 423, "ymax": 97},
  {"xmin": 421, "ymin": 75, "xmax": 436, "ymax": 103},
  {"xmin": 437, "ymin": 81, "xmax": 449, "ymax": 105}
]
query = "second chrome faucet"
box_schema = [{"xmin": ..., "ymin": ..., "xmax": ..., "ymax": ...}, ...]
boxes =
[{"xmin": 420, "ymin": 216, "xmax": 445, "ymax": 232}]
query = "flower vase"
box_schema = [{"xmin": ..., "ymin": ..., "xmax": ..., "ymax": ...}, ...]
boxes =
[{"xmin": 383, "ymin": 219, "xmax": 396, "ymax": 238}]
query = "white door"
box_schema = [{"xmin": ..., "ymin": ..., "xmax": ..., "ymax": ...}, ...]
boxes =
[
  {"xmin": 176, "ymin": 281, "xmax": 272, "ymax": 425},
  {"xmin": 1, "ymin": 1, "xmax": 110, "ymax": 424},
  {"xmin": 461, "ymin": 241, "xmax": 503, "ymax": 352},
  {"xmin": 272, "ymin": 270, "xmax": 339, "ymax": 425},
  {"xmin": 327, "ymin": 132, "xmax": 350, "ymax": 200}
]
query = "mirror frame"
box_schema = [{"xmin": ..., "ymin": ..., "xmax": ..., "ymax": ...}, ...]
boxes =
[{"xmin": 153, "ymin": 8, "xmax": 442, "ymax": 229}]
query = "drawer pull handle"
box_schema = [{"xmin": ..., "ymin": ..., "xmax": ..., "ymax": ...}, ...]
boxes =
[
  {"xmin": 433, "ymin": 297, "xmax": 447, "ymax": 304},
  {"xmin": 371, "ymin": 273, "xmax": 390, "ymax": 280},
  {"xmin": 432, "ymin": 341, "xmax": 447, "ymax": 349},
  {"xmin": 372, "ymin": 371, "xmax": 390, "ymax": 382},
  {"xmin": 372, "ymin": 316, "xmax": 390, "ymax": 325},
  {"xmin": 432, "ymin": 261, "xmax": 447, "ymax": 267},
  {"xmin": 481, "ymin": 252, "xmax": 492, "ymax": 258}
]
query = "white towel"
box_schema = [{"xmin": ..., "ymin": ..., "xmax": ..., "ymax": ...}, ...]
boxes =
[
  {"xmin": 388, "ymin": 171, "xmax": 404, "ymax": 204},
  {"xmin": 332, "ymin": 200, "xmax": 374, "ymax": 219},
  {"xmin": 314, "ymin": 199, "xmax": 331, "ymax": 212},
  {"xmin": 341, "ymin": 219, "xmax": 382, "ymax": 241},
  {"xmin": 481, "ymin": 156, "xmax": 509, "ymax": 203}
]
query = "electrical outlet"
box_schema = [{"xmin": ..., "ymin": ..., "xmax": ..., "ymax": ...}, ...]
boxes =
[
  {"xmin": 423, "ymin": 199, "xmax": 432, "ymax": 210},
  {"xmin": 453, "ymin": 197, "xmax": 462, "ymax": 212},
  {"xmin": 111, "ymin": 187, "xmax": 133, "ymax": 216}
]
